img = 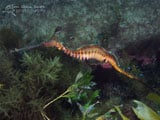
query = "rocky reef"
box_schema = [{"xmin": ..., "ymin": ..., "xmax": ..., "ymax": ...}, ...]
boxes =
[{"xmin": 1, "ymin": 0, "xmax": 160, "ymax": 50}]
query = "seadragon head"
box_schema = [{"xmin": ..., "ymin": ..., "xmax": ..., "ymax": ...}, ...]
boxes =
[{"xmin": 43, "ymin": 37, "xmax": 64, "ymax": 50}]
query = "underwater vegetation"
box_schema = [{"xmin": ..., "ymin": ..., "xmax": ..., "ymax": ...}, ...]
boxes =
[
  {"xmin": 96, "ymin": 99, "xmax": 160, "ymax": 120},
  {"xmin": 0, "ymin": 47, "xmax": 100, "ymax": 120},
  {"xmin": 0, "ymin": 50, "xmax": 62, "ymax": 119}
]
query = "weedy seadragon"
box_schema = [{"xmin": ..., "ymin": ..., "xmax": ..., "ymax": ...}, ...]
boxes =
[{"xmin": 42, "ymin": 37, "xmax": 139, "ymax": 80}]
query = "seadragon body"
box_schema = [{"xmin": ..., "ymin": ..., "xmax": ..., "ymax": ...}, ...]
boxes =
[{"xmin": 43, "ymin": 38, "xmax": 138, "ymax": 80}]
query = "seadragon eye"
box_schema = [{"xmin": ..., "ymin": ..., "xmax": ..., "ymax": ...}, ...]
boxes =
[{"xmin": 103, "ymin": 59, "xmax": 107, "ymax": 62}]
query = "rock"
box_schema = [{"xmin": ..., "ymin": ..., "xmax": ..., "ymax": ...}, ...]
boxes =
[{"xmin": 0, "ymin": 0, "xmax": 160, "ymax": 51}]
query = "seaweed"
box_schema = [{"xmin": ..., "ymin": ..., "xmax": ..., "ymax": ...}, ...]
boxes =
[
  {"xmin": 41, "ymin": 72, "xmax": 100, "ymax": 120},
  {"xmin": 0, "ymin": 50, "xmax": 62, "ymax": 120},
  {"xmin": 95, "ymin": 100, "xmax": 160, "ymax": 120}
]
